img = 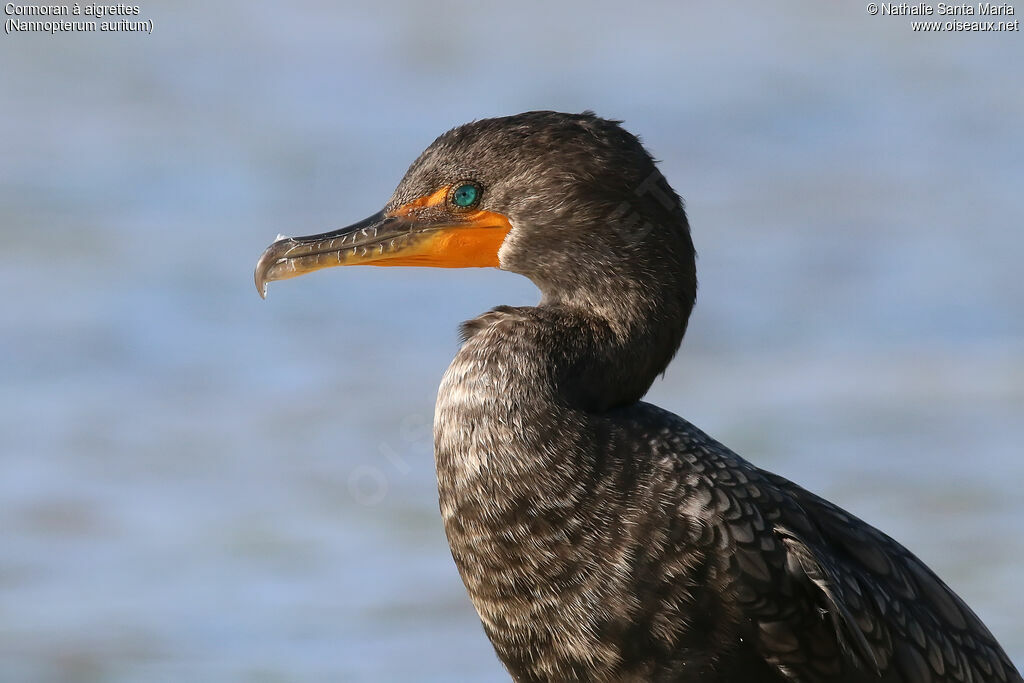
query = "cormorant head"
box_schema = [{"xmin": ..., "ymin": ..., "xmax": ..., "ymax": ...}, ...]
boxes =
[{"xmin": 256, "ymin": 111, "xmax": 696, "ymax": 321}]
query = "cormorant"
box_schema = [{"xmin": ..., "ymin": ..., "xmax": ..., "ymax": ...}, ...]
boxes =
[{"xmin": 255, "ymin": 111, "xmax": 1021, "ymax": 682}]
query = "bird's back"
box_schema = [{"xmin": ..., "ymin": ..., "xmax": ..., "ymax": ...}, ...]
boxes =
[{"xmin": 596, "ymin": 402, "xmax": 1021, "ymax": 682}]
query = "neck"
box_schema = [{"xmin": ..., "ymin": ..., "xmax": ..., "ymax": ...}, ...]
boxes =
[
  {"xmin": 496, "ymin": 208, "xmax": 697, "ymax": 409},
  {"xmin": 538, "ymin": 279, "xmax": 690, "ymax": 411},
  {"xmin": 435, "ymin": 268, "xmax": 693, "ymax": 492}
]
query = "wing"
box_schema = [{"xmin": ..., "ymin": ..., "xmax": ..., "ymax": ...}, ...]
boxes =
[
  {"xmin": 635, "ymin": 404, "xmax": 1022, "ymax": 683},
  {"xmin": 764, "ymin": 475, "xmax": 1021, "ymax": 682}
]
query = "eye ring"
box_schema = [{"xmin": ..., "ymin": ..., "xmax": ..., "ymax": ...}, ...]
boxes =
[{"xmin": 449, "ymin": 181, "xmax": 482, "ymax": 209}]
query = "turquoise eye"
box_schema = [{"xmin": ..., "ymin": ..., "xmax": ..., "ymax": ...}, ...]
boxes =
[{"xmin": 451, "ymin": 183, "xmax": 480, "ymax": 208}]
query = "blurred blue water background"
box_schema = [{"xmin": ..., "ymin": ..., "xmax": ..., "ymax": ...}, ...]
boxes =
[{"xmin": 1, "ymin": 2, "xmax": 1021, "ymax": 681}]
